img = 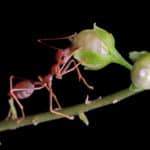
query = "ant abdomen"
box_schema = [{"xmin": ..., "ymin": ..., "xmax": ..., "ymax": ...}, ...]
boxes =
[{"xmin": 12, "ymin": 80, "xmax": 35, "ymax": 99}]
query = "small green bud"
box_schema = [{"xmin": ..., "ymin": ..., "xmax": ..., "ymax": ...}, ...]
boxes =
[
  {"xmin": 131, "ymin": 53, "xmax": 150, "ymax": 90},
  {"xmin": 78, "ymin": 112, "xmax": 89, "ymax": 126}
]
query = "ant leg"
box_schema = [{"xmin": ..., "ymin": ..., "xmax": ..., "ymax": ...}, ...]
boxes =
[
  {"xmin": 9, "ymin": 85, "xmax": 47, "ymax": 119},
  {"xmin": 10, "ymin": 91, "xmax": 25, "ymax": 118},
  {"xmin": 10, "ymin": 75, "xmax": 32, "ymax": 83},
  {"xmin": 10, "ymin": 75, "xmax": 46, "ymax": 94},
  {"xmin": 9, "ymin": 76, "xmax": 25, "ymax": 118},
  {"xmin": 33, "ymin": 82, "xmax": 47, "ymax": 90},
  {"xmin": 60, "ymin": 60, "xmax": 81, "ymax": 76},
  {"xmin": 51, "ymin": 90, "xmax": 61, "ymax": 110},
  {"xmin": 9, "ymin": 75, "xmax": 14, "ymax": 90},
  {"xmin": 59, "ymin": 59, "xmax": 94, "ymax": 90},
  {"xmin": 38, "ymin": 76, "xmax": 61, "ymax": 109},
  {"xmin": 56, "ymin": 60, "xmax": 80, "ymax": 79},
  {"xmin": 49, "ymin": 89, "xmax": 74, "ymax": 120},
  {"xmin": 46, "ymin": 88, "xmax": 62, "ymax": 110},
  {"xmin": 85, "ymin": 95, "xmax": 92, "ymax": 104},
  {"xmin": 74, "ymin": 65, "xmax": 94, "ymax": 90},
  {"xmin": 6, "ymin": 98, "xmax": 18, "ymax": 120}
]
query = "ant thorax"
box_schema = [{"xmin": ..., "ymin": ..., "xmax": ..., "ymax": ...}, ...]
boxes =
[{"xmin": 43, "ymin": 74, "xmax": 53, "ymax": 85}]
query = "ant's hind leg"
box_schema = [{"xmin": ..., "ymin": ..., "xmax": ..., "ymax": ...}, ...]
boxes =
[
  {"xmin": 10, "ymin": 91, "xmax": 25, "ymax": 118},
  {"xmin": 9, "ymin": 76, "xmax": 25, "ymax": 118},
  {"xmin": 6, "ymin": 98, "xmax": 18, "ymax": 120}
]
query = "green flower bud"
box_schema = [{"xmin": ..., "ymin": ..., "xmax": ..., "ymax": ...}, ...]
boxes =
[
  {"xmin": 131, "ymin": 53, "xmax": 150, "ymax": 90},
  {"xmin": 71, "ymin": 23, "xmax": 132, "ymax": 70}
]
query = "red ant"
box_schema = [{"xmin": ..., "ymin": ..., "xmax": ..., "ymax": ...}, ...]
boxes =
[
  {"xmin": 7, "ymin": 75, "xmax": 47, "ymax": 119},
  {"xmin": 37, "ymin": 34, "xmax": 94, "ymax": 120}
]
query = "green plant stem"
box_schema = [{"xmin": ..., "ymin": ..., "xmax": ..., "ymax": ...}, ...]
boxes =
[{"xmin": 0, "ymin": 86, "xmax": 143, "ymax": 132}]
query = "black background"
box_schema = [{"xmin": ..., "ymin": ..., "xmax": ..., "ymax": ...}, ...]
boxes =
[{"xmin": 0, "ymin": 1, "xmax": 149, "ymax": 149}]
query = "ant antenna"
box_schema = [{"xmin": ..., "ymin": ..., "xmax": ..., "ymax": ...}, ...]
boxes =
[
  {"xmin": 37, "ymin": 33, "xmax": 76, "ymax": 42},
  {"xmin": 37, "ymin": 33, "xmax": 77, "ymax": 50},
  {"xmin": 37, "ymin": 39, "xmax": 60, "ymax": 50}
]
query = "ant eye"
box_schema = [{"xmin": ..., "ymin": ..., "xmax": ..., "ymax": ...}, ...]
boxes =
[{"xmin": 61, "ymin": 55, "xmax": 65, "ymax": 60}]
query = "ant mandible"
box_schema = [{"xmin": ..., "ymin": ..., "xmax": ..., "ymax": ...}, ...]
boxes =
[
  {"xmin": 7, "ymin": 75, "xmax": 47, "ymax": 119},
  {"xmin": 37, "ymin": 34, "xmax": 94, "ymax": 120}
]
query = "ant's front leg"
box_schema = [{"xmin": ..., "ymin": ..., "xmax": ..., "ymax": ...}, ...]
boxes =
[{"xmin": 57, "ymin": 59, "xmax": 94, "ymax": 90}]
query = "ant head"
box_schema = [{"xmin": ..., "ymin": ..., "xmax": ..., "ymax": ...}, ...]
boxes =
[{"xmin": 56, "ymin": 49, "xmax": 70, "ymax": 64}]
